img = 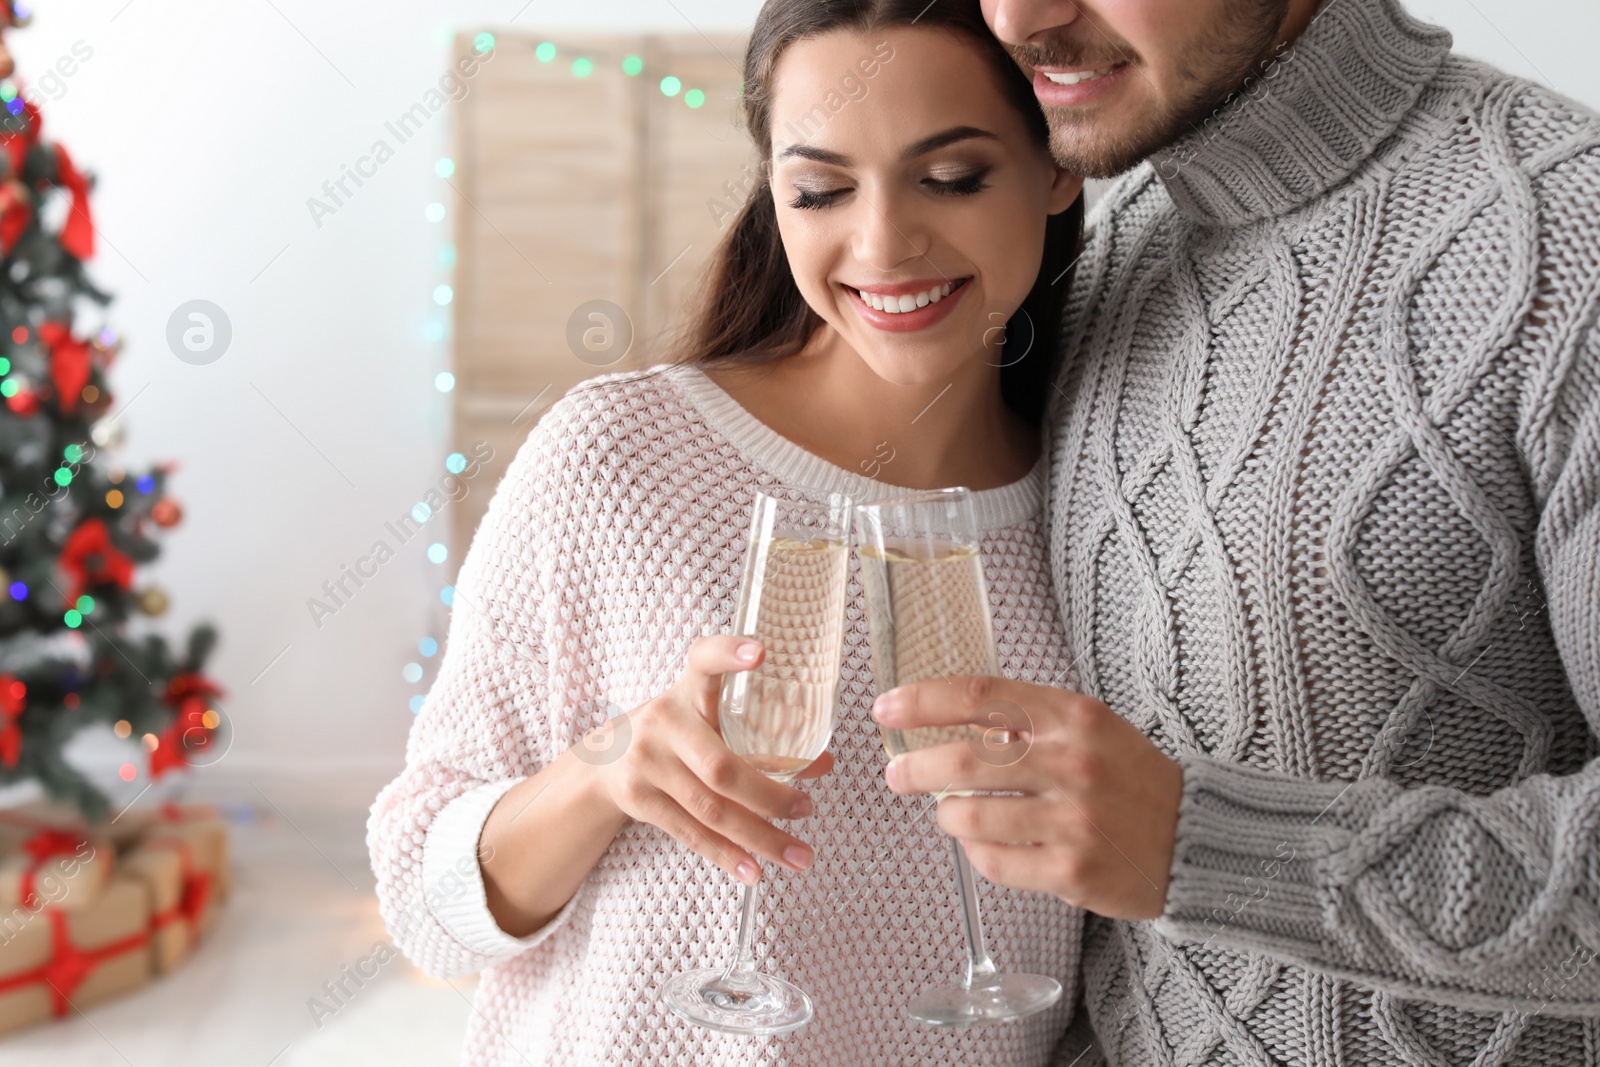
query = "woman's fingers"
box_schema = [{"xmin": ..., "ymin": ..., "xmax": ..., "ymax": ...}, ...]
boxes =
[
  {"xmin": 794, "ymin": 750, "xmax": 834, "ymax": 779},
  {"xmin": 655, "ymin": 752, "xmax": 814, "ymax": 873},
  {"xmin": 630, "ymin": 784, "xmax": 761, "ymax": 886},
  {"xmin": 681, "ymin": 635, "xmax": 765, "ymax": 723}
]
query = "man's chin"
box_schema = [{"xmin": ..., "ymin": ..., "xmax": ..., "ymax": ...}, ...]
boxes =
[{"xmin": 1045, "ymin": 120, "xmax": 1180, "ymax": 180}]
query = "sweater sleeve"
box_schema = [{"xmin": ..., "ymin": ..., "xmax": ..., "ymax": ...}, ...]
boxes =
[
  {"xmin": 1154, "ymin": 294, "xmax": 1600, "ymax": 1016},
  {"xmin": 366, "ymin": 419, "xmax": 581, "ymax": 981}
]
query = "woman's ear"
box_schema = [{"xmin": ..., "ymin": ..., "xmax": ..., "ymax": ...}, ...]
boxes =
[{"xmin": 1047, "ymin": 166, "xmax": 1085, "ymax": 216}]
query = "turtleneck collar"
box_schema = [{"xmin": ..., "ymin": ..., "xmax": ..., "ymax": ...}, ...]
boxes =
[{"xmin": 1148, "ymin": 0, "xmax": 1453, "ymax": 228}]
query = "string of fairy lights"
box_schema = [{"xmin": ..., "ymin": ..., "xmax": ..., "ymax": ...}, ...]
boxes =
[{"xmin": 404, "ymin": 31, "xmax": 716, "ymax": 715}]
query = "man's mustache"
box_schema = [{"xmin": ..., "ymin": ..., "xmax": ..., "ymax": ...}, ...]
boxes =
[{"xmin": 1008, "ymin": 36, "xmax": 1140, "ymax": 72}]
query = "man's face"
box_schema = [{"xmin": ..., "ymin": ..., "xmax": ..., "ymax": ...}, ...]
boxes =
[{"xmin": 980, "ymin": 0, "xmax": 1291, "ymax": 177}]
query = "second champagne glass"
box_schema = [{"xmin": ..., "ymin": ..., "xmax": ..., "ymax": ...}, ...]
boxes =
[
  {"xmin": 660, "ymin": 485, "xmax": 853, "ymax": 1035},
  {"xmin": 854, "ymin": 486, "xmax": 1063, "ymax": 1027}
]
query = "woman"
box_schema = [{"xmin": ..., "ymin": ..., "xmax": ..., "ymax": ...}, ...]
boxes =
[{"xmin": 368, "ymin": 1, "xmax": 1086, "ymax": 1063}]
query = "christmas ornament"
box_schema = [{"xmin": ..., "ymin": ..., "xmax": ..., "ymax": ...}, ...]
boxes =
[
  {"xmin": 151, "ymin": 498, "xmax": 181, "ymax": 528},
  {"xmin": 0, "ymin": 675, "xmax": 24, "ymax": 768},
  {"xmin": 136, "ymin": 587, "xmax": 168, "ymax": 616},
  {"xmin": 89, "ymin": 416, "xmax": 124, "ymax": 449},
  {"xmin": 58, "ymin": 518, "xmax": 135, "ymax": 607}
]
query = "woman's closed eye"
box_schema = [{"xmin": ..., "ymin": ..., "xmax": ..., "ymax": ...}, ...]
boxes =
[
  {"xmin": 924, "ymin": 168, "xmax": 991, "ymax": 196},
  {"xmin": 788, "ymin": 185, "xmax": 849, "ymax": 210},
  {"xmin": 785, "ymin": 166, "xmax": 994, "ymax": 210}
]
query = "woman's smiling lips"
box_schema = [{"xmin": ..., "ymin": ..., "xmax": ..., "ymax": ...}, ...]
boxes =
[{"xmin": 843, "ymin": 276, "xmax": 971, "ymax": 332}]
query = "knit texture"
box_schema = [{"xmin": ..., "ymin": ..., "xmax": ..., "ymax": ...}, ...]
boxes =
[
  {"xmin": 1048, "ymin": 0, "xmax": 1600, "ymax": 1063},
  {"xmin": 368, "ymin": 363, "xmax": 1086, "ymax": 1066}
]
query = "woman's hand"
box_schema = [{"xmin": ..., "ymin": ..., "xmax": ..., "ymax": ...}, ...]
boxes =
[{"xmin": 586, "ymin": 634, "xmax": 833, "ymax": 885}]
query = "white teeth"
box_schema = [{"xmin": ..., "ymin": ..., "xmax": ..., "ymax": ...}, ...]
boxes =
[
  {"xmin": 854, "ymin": 280, "xmax": 957, "ymax": 313},
  {"xmin": 1044, "ymin": 65, "xmax": 1116, "ymax": 86}
]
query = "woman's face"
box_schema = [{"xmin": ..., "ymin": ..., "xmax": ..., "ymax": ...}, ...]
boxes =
[{"xmin": 767, "ymin": 26, "xmax": 1082, "ymax": 389}]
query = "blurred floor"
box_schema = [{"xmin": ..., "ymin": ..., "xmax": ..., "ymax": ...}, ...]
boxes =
[{"xmin": 0, "ymin": 796, "xmax": 474, "ymax": 1067}]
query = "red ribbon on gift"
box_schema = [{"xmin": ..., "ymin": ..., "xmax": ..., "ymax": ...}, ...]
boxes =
[
  {"xmin": 0, "ymin": 907, "xmax": 147, "ymax": 1016},
  {"xmin": 52, "ymin": 143, "xmax": 93, "ymax": 261},
  {"xmin": 0, "ymin": 675, "xmax": 24, "ymax": 769},
  {"xmin": 17, "ymin": 828, "xmax": 87, "ymax": 910},
  {"xmin": 143, "ymin": 837, "xmax": 212, "ymax": 936},
  {"xmin": 58, "ymin": 517, "xmax": 135, "ymax": 608},
  {"xmin": 38, "ymin": 321, "xmax": 90, "ymax": 415}
]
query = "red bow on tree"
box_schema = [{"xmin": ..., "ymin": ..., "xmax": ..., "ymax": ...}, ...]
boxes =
[
  {"xmin": 58, "ymin": 517, "xmax": 135, "ymax": 608},
  {"xmin": 0, "ymin": 178, "xmax": 29, "ymax": 255},
  {"xmin": 0, "ymin": 674, "xmax": 24, "ymax": 768},
  {"xmin": 150, "ymin": 673, "xmax": 224, "ymax": 779},
  {"xmin": 52, "ymin": 142, "xmax": 93, "ymax": 261},
  {"xmin": 38, "ymin": 321, "xmax": 90, "ymax": 414}
]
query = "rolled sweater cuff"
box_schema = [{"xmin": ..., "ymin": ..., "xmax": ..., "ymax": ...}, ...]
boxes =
[
  {"xmin": 1155, "ymin": 754, "xmax": 1362, "ymax": 954},
  {"xmin": 421, "ymin": 777, "xmax": 581, "ymax": 960}
]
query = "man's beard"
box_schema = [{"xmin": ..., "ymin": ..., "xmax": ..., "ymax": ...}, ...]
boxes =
[{"xmin": 1011, "ymin": 0, "xmax": 1291, "ymax": 178}]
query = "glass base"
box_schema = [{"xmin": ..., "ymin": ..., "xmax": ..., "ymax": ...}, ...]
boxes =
[
  {"xmin": 661, "ymin": 967, "xmax": 814, "ymax": 1035},
  {"xmin": 908, "ymin": 972, "xmax": 1063, "ymax": 1028}
]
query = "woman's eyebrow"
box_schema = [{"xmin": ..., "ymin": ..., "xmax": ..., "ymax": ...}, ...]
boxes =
[{"xmin": 775, "ymin": 125, "xmax": 999, "ymax": 167}]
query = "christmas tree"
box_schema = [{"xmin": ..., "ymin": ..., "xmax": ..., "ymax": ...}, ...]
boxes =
[{"xmin": 0, "ymin": 2, "xmax": 222, "ymax": 823}]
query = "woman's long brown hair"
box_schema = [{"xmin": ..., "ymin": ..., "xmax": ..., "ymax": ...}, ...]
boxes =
[{"xmin": 667, "ymin": 0, "xmax": 1084, "ymax": 426}]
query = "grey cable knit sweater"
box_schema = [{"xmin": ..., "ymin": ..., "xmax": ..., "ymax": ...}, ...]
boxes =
[{"xmin": 1045, "ymin": 0, "xmax": 1600, "ymax": 1063}]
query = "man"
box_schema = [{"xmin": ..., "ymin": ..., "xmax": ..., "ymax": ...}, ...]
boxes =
[{"xmin": 877, "ymin": 0, "xmax": 1600, "ymax": 1063}]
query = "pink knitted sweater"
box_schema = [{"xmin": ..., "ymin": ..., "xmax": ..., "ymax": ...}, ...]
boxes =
[{"xmin": 366, "ymin": 362, "xmax": 1086, "ymax": 1066}]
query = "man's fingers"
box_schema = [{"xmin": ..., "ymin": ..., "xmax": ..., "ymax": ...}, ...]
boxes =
[
  {"xmin": 961, "ymin": 841, "xmax": 1062, "ymax": 897},
  {"xmin": 935, "ymin": 795, "xmax": 1063, "ymax": 846},
  {"xmin": 886, "ymin": 738, "xmax": 1048, "ymax": 796},
  {"xmin": 682, "ymin": 635, "xmax": 764, "ymax": 721},
  {"xmin": 872, "ymin": 675, "xmax": 1051, "ymax": 733}
]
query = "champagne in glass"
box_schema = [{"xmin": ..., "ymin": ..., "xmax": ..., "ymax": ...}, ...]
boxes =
[
  {"xmin": 661, "ymin": 486, "xmax": 852, "ymax": 1036},
  {"xmin": 855, "ymin": 487, "xmax": 1063, "ymax": 1027},
  {"xmin": 860, "ymin": 539, "xmax": 996, "ymax": 769}
]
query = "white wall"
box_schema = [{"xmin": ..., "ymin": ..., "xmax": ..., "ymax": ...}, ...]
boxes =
[{"xmin": 9, "ymin": 0, "xmax": 1595, "ymax": 810}]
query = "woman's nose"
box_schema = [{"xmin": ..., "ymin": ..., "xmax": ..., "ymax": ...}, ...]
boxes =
[{"xmin": 851, "ymin": 192, "xmax": 930, "ymax": 273}]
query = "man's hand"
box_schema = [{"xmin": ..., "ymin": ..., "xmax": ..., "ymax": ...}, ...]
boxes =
[{"xmin": 873, "ymin": 675, "xmax": 1183, "ymax": 919}]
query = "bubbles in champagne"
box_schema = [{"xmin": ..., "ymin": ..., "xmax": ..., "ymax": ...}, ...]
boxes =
[
  {"xmin": 719, "ymin": 536, "xmax": 849, "ymax": 780},
  {"xmin": 858, "ymin": 540, "xmax": 998, "ymax": 759}
]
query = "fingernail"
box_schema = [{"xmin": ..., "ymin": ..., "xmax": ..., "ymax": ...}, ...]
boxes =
[
  {"xmin": 736, "ymin": 641, "xmax": 761, "ymax": 664},
  {"xmin": 736, "ymin": 861, "xmax": 760, "ymax": 885},
  {"xmin": 873, "ymin": 691, "xmax": 898, "ymax": 720},
  {"xmin": 783, "ymin": 845, "xmax": 812, "ymax": 871},
  {"xmin": 788, "ymin": 795, "xmax": 812, "ymax": 819},
  {"xmin": 885, "ymin": 757, "xmax": 902, "ymax": 791}
]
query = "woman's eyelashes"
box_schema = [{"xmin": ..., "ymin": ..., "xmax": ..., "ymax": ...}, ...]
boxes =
[
  {"xmin": 784, "ymin": 167, "xmax": 993, "ymax": 211},
  {"xmin": 925, "ymin": 169, "xmax": 991, "ymax": 196}
]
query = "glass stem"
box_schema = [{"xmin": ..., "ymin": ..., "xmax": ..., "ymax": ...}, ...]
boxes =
[
  {"xmin": 952, "ymin": 837, "xmax": 999, "ymax": 991},
  {"xmin": 719, "ymin": 869, "xmax": 763, "ymax": 992}
]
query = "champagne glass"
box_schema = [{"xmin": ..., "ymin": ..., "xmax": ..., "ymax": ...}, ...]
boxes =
[
  {"xmin": 854, "ymin": 487, "xmax": 1063, "ymax": 1027},
  {"xmin": 661, "ymin": 486, "xmax": 853, "ymax": 1035}
]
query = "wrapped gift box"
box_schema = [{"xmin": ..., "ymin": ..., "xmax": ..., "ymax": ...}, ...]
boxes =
[
  {"xmin": 116, "ymin": 846, "xmax": 189, "ymax": 973},
  {"xmin": 0, "ymin": 810, "xmax": 111, "ymax": 915},
  {"xmin": 0, "ymin": 874, "xmax": 152, "ymax": 1036}
]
